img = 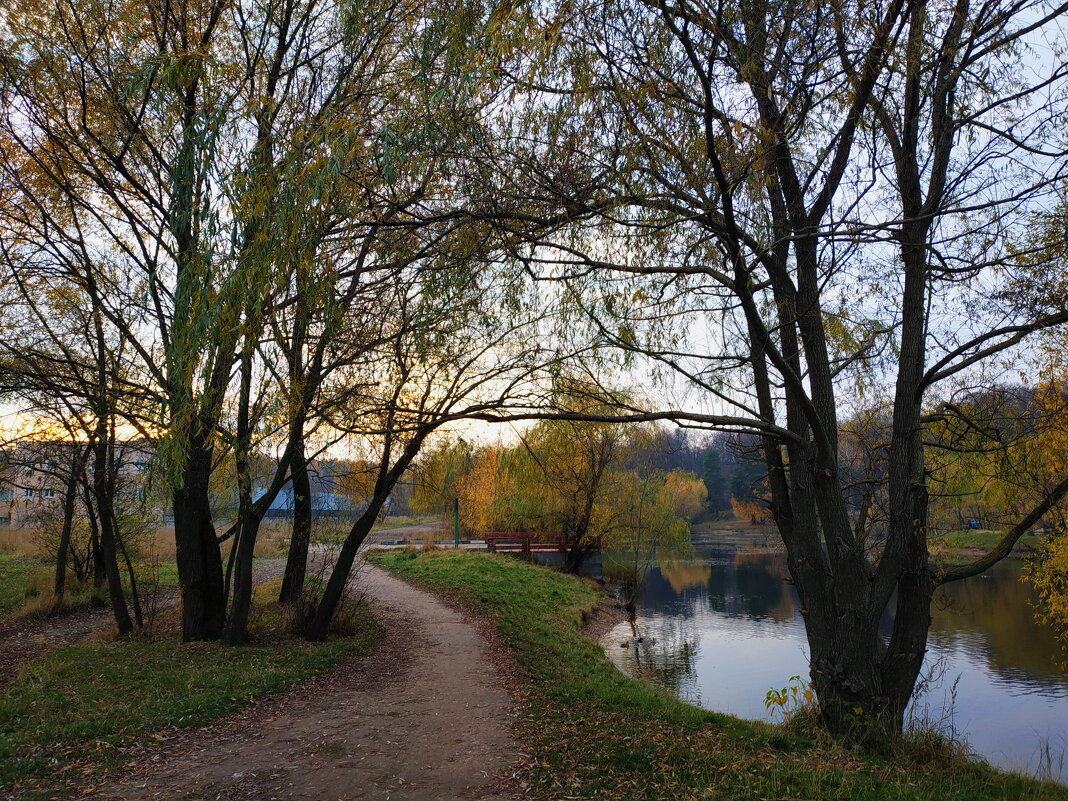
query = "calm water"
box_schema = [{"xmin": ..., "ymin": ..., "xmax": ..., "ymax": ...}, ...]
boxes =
[{"xmin": 603, "ymin": 537, "xmax": 1068, "ymax": 782}]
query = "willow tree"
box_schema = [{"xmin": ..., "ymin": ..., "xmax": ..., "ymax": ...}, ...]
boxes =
[
  {"xmin": 0, "ymin": 0, "xmax": 512, "ymax": 641},
  {"xmin": 492, "ymin": 0, "xmax": 1068, "ymax": 735},
  {"xmin": 0, "ymin": 0, "xmax": 277, "ymax": 639}
]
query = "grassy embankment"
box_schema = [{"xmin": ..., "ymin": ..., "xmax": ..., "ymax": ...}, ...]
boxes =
[
  {"xmin": 373, "ymin": 549, "xmax": 1068, "ymax": 801},
  {"xmin": 928, "ymin": 528, "xmax": 1042, "ymax": 562},
  {"xmin": 694, "ymin": 519, "xmax": 1043, "ymax": 564},
  {"xmin": 0, "ymin": 579, "xmax": 380, "ymax": 800}
]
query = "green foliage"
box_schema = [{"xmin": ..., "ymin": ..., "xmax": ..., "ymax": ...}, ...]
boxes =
[
  {"xmin": 765, "ymin": 676, "xmax": 816, "ymax": 721},
  {"xmin": 372, "ymin": 551, "xmax": 1068, "ymax": 801},
  {"xmin": 702, "ymin": 449, "xmax": 726, "ymax": 513},
  {"xmin": 729, "ymin": 455, "xmax": 766, "ymax": 502}
]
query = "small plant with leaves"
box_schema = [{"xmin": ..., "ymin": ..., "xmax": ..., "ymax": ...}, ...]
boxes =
[{"xmin": 765, "ymin": 675, "xmax": 815, "ymax": 721}]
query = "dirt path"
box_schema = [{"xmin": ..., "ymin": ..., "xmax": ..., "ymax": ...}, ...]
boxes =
[
  {"xmin": 97, "ymin": 562, "xmax": 519, "ymax": 801},
  {"xmin": 364, "ymin": 521, "xmax": 442, "ymax": 545}
]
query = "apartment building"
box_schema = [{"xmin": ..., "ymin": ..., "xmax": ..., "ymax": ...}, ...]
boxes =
[{"xmin": 0, "ymin": 441, "xmax": 152, "ymax": 529}]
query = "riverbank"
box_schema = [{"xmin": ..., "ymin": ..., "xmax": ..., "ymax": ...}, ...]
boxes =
[
  {"xmin": 373, "ymin": 549, "xmax": 1068, "ymax": 801},
  {"xmin": 928, "ymin": 528, "xmax": 1043, "ymax": 564},
  {"xmin": 692, "ymin": 521, "xmax": 1044, "ymax": 565}
]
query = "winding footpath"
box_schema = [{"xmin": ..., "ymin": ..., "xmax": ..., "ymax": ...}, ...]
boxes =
[{"xmin": 96, "ymin": 562, "xmax": 520, "ymax": 801}]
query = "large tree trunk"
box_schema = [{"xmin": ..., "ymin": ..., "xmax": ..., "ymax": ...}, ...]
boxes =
[
  {"xmin": 173, "ymin": 436, "xmax": 226, "ymax": 641},
  {"xmin": 279, "ymin": 444, "xmax": 313, "ymax": 603},
  {"xmin": 802, "ymin": 578, "xmax": 931, "ymax": 737}
]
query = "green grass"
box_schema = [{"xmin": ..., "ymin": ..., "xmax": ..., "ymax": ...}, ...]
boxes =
[
  {"xmin": 0, "ymin": 587, "xmax": 381, "ymax": 800},
  {"xmin": 0, "ymin": 554, "xmax": 35, "ymax": 614},
  {"xmin": 929, "ymin": 529, "xmax": 1041, "ymax": 563},
  {"xmin": 372, "ymin": 549, "xmax": 1068, "ymax": 801},
  {"xmin": 0, "ymin": 558, "xmax": 182, "ymax": 621}
]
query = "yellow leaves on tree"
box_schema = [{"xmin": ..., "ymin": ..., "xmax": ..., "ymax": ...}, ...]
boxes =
[
  {"xmin": 730, "ymin": 497, "xmax": 769, "ymax": 524},
  {"xmin": 658, "ymin": 470, "xmax": 707, "ymax": 521},
  {"xmin": 1028, "ymin": 532, "xmax": 1068, "ymax": 649},
  {"xmin": 408, "ymin": 424, "xmax": 708, "ymax": 565}
]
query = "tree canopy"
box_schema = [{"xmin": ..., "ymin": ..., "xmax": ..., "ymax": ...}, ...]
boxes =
[{"xmin": 2, "ymin": 0, "xmax": 1068, "ymax": 740}]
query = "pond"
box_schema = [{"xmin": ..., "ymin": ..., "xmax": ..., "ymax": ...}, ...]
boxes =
[{"xmin": 602, "ymin": 532, "xmax": 1068, "ymax": 783}]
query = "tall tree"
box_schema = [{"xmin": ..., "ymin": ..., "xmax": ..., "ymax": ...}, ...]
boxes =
[
  {"xmin": 701, "ymin": 449, "xmax": 725, "ymax": 513},
  {"xmin": 493, "ymin": 0, "xmax": 1068, "ymax": 735}
]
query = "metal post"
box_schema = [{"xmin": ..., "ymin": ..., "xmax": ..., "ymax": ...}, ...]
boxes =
[{"xmin": 453, "ymin": 497, "xmax": 460, "ymax": 549}]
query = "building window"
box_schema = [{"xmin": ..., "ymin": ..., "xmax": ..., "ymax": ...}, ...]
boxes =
[
  {"xmin": 0, "ymin": 489, "xmax": 11, "ymax": 502},
  {"xmin": 23, "ymin": 488, "xmax": 34, "ymax": 499},
  {"xmin": 0, "ymin": 517, "xmax": 9, "ymax": 526},
  {"xmin": 41, "ymin": 488, "xmax": 56, "ymax": 499}
]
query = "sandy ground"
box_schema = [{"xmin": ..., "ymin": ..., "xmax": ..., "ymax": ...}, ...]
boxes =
[{"xmin": 94, "ymin": 562, "xmax": 520, "ymax": 801}]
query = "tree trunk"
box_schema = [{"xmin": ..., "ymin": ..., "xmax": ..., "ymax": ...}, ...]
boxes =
[
  {"xmin": 563, "ymin": 540, "xmax": 590, "ymax": 574},
  {"xmin": 223, "ymin": 343, "xmax": 259, "ymax": 644},
  {"xmin": 82, "ymin": 481, "xmax": 106, "ymax": 587},
  {"xmin": 224, "ymin": 513, "xmax": 259, "ymax": 643},
  {"xmin": 52, "ymin": 450, "xmax": 86, "ymax": 601},
  {"xmin": 94, "ymin": 434, "xmax": 132, "ymax": 635},
  {"xmin": 173, "ymin": 436, "xmax": 226, "ymax": 641},
  {"xmin": 303, "ymin": 496, "xmax": 383, "ymax": 641},
  {"xmin": 803, "ymin": 589, "xmax": 929, "ymax": 738},
  {"xmin": 117, "ymin": 532, "xmax": 144, "ymax": 628},
  {"xmin": 279, "ymin": 445, "xmax": 313, "ymax": 603}
]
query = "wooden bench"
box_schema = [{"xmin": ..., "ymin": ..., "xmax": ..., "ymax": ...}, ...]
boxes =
[{"xmin": 483, "ymin": 532, "xmax": 565, "ymax": 554}]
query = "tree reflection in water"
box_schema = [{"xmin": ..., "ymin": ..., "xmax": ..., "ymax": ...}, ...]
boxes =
[{"xmin": 602, "ymin": 543, "xmax": 1068, "ymax": 782}]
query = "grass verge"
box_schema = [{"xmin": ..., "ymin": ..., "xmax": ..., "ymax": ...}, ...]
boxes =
[
  {"xmin": 0, "ymin": 580, "xmax": 380, "ymax": 800},
  {"xmin": 0, "ymin": 558, "xmax": 182, "ymax": 621},
  {"xmin": 372, "ymin": 549, "xmax": 1068, "ymax": 801}
]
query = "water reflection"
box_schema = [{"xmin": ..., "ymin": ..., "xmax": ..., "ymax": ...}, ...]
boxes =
[{"xmin": 603, "ymin": 544, "xmax": 1068, "ymax": 783}]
